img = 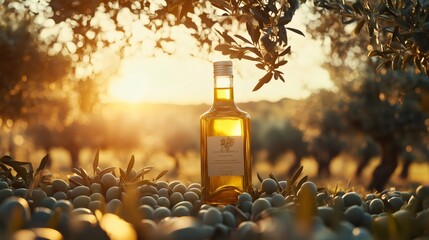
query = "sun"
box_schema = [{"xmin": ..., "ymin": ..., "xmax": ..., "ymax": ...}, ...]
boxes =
[{"xmin": 108, "ymin": 58, "xmax": 148, "ymax": 103}]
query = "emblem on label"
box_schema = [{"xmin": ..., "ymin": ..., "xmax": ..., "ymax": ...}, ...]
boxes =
[{"xmin": 207, "ymin": 136, "xmax": 244, "ymax": 176}]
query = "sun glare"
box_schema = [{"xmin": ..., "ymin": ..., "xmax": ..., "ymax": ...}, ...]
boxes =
[{"xmin": 108, "ymin": 58, "xmax": 148, "ymax": 103}]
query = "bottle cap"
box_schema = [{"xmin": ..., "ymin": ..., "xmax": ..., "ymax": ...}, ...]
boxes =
[{"xmin": 213, "ymin": 61, "xmax": 233, "ymax": 76}]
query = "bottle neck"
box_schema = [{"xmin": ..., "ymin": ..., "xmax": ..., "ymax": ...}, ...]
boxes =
[{"xmin": 213, "ymin": 75, "xmax": 235, "ymax": 106}]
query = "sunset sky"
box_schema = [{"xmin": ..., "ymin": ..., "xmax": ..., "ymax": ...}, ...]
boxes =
[{"xmin": 106, "ymin": 7, "xmax": 334, "ymax": 105}]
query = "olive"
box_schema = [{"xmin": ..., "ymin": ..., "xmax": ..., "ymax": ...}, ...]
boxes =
[
  {"xmin": 172, "ymin": 205, "xmax": 190, "ymax": 217},
  {"xmin": 222, "ymin": 210, "xmax": 237, "ymax": 228},
  {"xmin": 369, "ymin": 198, "xmax": 384, "ymax": 214},
  {"xmin": 236, "ymin": 221, "xmax": 259, "ymax": 240},
  {"xmin": 90, "ymin": 183, "xmax": 102, "ymax": 194},
  {"xmin": 365, "ymin": 194, "xmax": 376, "ymax": 201},
  {"xmin": 238, "ymin": 200, "xmax": 253, "ymax": 213},
  {"xmin": 71, "ymin": 186, "xmax": 91, "ymax": 198},
  {"xmin": 189, "ymin": 188, "xmax": 202, "ymax": 198},
  {"xmin": 261, "ymin": 178, "xmax": 278, "ymax": 194},
  {"xmin": 88, "ymin": 200, "xmax": 104, "ymax": 213},
  {"xmin": 140, "ymin": 185, "xmax": 158, "ymax": 195},
  {"xmin": 316, "ymin": 192, "xmax": 328, "ymax": 206},
  {"xmin": 156, "ymin": 181, "xmax": 169, "ymax": 190},
  {"xmin": 317, "ymin": 206, "xmax": 336, "ymax": 227},
  {"xmin": 252, "ymin": 198, "xmax": 271, "ymax": 219},
  {"xmin": 184, "ymin": 191, "xmax": 199, "ymax": 203},
  {"xmin": 0, "ymin": 188, "xmax": 14, "ymax": 203},
  {"xmin": 53, "ymin": 200, "xmax": 74, "ymax": 214},
  {"xmin": 342, "ymin": 192, "xmax": 362, "ymax": 207},
  {"xmin": 157, "ymin": 196, "xmax": 171, "ymax": 208},
  {"xmin": 172, "ymin": 183, "xmax": 187, "ymax": 195},
  {"xmin": 170, "ymin": 192, "xmax": 184, "ymax": 207},
  {"xmin": 68, "ymin": 175, "xmax": 84, "ymax": 189},
  {"xmin": 278, "ymin": 180, "xmax": 288, "ymax": 190},
  {"xmin": 106, "ymin": 199, "xmax": 122, "ymax": 213},
  {"xmin": 139, "ymin": 205, "xmax": 154, "ymax": 220},
  {"xmin": 153, "ymin": 207, "xmax": 172, "ymax": 221},
  {"xmin": 352, "ymin": 227, "xmax": 372, "ymax": 240},
  {"xmin": 187, "ymin": 183, "xmax": 201, "ymax": 190},
  {"xmin": 100, "ymin": 173, "xmax": 118, "ymax": 190},
  {"xmin": 300, "ymin": 181, "xmax": 318, "ymax": 196},
  {"xmin": 345, "ymin": 205, "xmax": 365, "ymax": 227},
  {"xmin": 0, "ymin": 197, "xmax": 31, "ymax": 229},
  {"xmin": 13, "ymin": 188, "xmax": 27, "ymax": 198},
  {"xmin": 106, "ymin": 186, "xmax": 121, "ymax": 202},
  {"xmin": 90, "ymin": 192, "xmax": 105, "ymax": 202},
  {"xmin": 43, "ymin": 185, "xmax": 54, "ymax": 197},
  {"xmin": 28, "ymin": 207, "xmax": 52, "ymax": 228},
  {"xmin": 173, "ymin": 201, "xmax": 193, "ymax": 212},
  {"xmin": 168, "ymin": 181, "xmax": 181, "ymax": 190},
  {"xmin": 52, "ymin": 179, "xmax": 69, "ymax": 193},
  {"xmin": 238, "ymin": 192, "xmax": 253, "ymax": 204},
  {"xmin": 203, "ymin": 207, "xmax": 223, "ymax": 225},
  {"xmin": 73, "ymin": 195, "xmax": 91, "ymax": 208},
  {"xmin": 387, "ymin": 196, "xmax": 404, "ymax": 211},
  {"xmin": 53, "ymin": 191, "xmax": 67, "ymax": 201},
  {"xmin": 416, "ymin": 185, "xmax": 429, "ymax": 201},
  {"xmin": 416, "ymin": 208, "xmax": 429, "ymax": 233},
  {"xmin": 39, "ymin": 197, "xmax": 57, "ymax": 209},
  {"xmin": 271, "ymin": 193, "xmax": 286, "ymax": 207},
  {"xmin": 158, "ymin": 188, "xmax": 170, "ymax": 198},
  {"xmin": 140, "ymin": 196, "xmax": 157, "ymax": 207},
  {"xmin": 0, "ymin": 181, "xmax": 9, "ymax": 190}
]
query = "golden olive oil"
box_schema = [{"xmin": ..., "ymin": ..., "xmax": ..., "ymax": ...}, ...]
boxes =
[{"xmin": 200, "ymin": 61, "xmax": 251, "ymax": 205}]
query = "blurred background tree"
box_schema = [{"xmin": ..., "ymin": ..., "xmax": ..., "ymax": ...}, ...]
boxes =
[
  {"xmin": 0, "ymin": 3, "xmax": 71, "ymax": 157},
  {"xmin": 307, "ymin": 0, "xmax": 429, "ymax": 190},
  {"xmin": 264, "ymin": 121, "xmax": 308, "ymax": 176},
  {"xmin": 342, "ymin": 69, "xmax": 429, "ymax": 191}
]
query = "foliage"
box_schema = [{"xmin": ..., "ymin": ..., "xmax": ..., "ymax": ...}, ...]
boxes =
[
  {"xmin": 0, "ymin": 155, "xmax": 50, "ymax": 190},
  {"xmin": 69, "ymin": 150, "xmax": 168, "ymax": 189},
  {"xmin": 343, "ymin": 69, "xmax": 429, "ymax": 144},
  {"xmin": 0, "ymin": 4, "xmax": 71, "ymax": 122},
  {"xmin": 255, "ymin": 166, "xmax": 317, "ymax": 198},
  {"xmin": 314, "ymin": 0, "xmax": 429, "ymax": 76},
  {"xmin": 341, "ymin": 68, "xmax": 429, "ymax": 190},
  {"xmin": 1, "ymin": 0, "xmax": 428, "ymax": 120},
  {"xmin": 19, "ymin": 0, "xmax": 428, "ymax": 92},
  {"xmin": 32, "ymin": 0, "xmax": 305, "ymax": 91},
  {"xmin": 265, "ymin": 120, "xmax": 308, "ymax": 164}
]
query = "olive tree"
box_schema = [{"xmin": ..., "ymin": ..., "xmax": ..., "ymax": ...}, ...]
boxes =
[
  {"xmin": 265, "ymin": 121, "xmax": 308, "ymax": 175},
  {"xmin": 310, "ymin": 109, "xmax": 347, "ymax": 177},
  {"xmin": 38, "ymin": 0, "xmax": 429, "ymax": 89},
  {"xmin": 355, "ymin": 137, "xmax": 379, "ymax": 177},
  {"xmin": 2, "ymin": 0, "xmax": 427, "ymax": 108},
  {"xmin": 343, "ymin": 69, "xmax": 429, "ymax": 191}
]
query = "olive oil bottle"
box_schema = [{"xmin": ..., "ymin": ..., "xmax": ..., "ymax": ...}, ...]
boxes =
[{"xmin": 200, "ymin": 61, "xmax": 251, "ymax": 205}]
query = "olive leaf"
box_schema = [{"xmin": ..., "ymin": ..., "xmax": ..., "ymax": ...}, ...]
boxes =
[{"xmin": 93, "ymin": 149, "xmax": 99, "ymax": 176}]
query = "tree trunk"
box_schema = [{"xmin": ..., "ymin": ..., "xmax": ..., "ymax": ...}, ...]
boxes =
[
  {"xmin": 288, "ymin": 152, "xmax": 302, "ymax": 176},
  {"xmin": 8, "ymin": 128, "xmax": 15, "ymax": 157},
  {"xmin": 317, "ymin": 152, "xmax": 331, "ymax": 177},
  {"xmin": 355, "ymin": 155, "xmax": 370, "ymax": 178},
  {"xmin": 399, "ymin": 155, "xmax": 412, "ymax": 179},
  {"xmin": 68, "ymin": 147, "xmax": 80, "ymax": 169},
  {"xmin": 368, "ymin": 141, "xmax": 399, "ymax": 192},
  {"xmin": 172, "ymin": 156, "xmax": 180, "ymax": 177}
]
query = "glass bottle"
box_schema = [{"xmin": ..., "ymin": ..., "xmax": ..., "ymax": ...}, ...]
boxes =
[{"xmin": 200, "ymin": 61, "xmax": 252, "ymax": 205}]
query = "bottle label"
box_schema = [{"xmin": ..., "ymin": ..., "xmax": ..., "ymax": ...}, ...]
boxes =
[{"xmin": 207, "ymin": 136, "xmax": 244, "ymax": 176}]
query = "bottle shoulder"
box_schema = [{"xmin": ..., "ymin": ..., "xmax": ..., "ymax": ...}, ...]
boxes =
[{"xmin": 200, "ymin": 105, "xmax": 250, "ymax": 119}]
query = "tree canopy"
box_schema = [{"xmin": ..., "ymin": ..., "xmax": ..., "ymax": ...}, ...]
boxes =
[
  {"xmin": 2, "ymin": 0, "xmax": 425, "ymax": 94},
  {"xmin": 1, "ymin": 0, "xmax": 428, "ymax": 120}
]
